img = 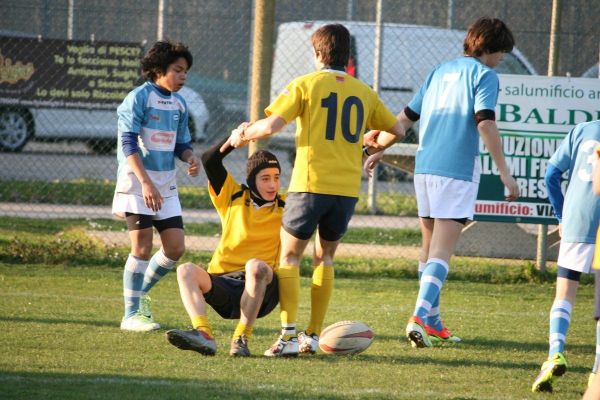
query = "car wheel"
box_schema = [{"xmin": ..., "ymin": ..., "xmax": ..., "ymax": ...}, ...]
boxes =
[
  {"xmin": 0, "ymin": 107, "xmax": 33, "ymax": 152},
  {"xmin": 86, "ymin": 139, "xmax": 116, "ymax": 154}
]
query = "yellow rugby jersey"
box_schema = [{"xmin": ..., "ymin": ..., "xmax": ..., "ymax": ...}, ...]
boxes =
[
  {"xmin": 266, "ymin": 70, "xmax": 397, "ymax": 197},
  {"xmin": 207, "ymin": 173, "xmax": 285, "ymax": 275}
]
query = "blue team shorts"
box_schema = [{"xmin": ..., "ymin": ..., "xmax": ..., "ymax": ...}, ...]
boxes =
[{"xmin": 282, "ymin": 192, "xmax": 358, "ymax": 241}]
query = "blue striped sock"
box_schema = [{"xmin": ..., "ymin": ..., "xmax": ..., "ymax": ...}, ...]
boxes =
[
  {"xmin": 123, "ymin": 254, "xmax": 149, "ymax": 319},
  {"xmin": 593, "ymin": 320, "xmax": 600, "ymax": 373},
  {"xmin": 418, "ymin": 261, "xmax": 441, "ymax": 329},
  {"xmin": 548, "ymin": 299, "xmax": 572, "ymax": 356},
  {"xmin": 140, "ymin": 249, "xmax": 177, "ymax": 293},
  {"xmin": 413, "ymin": 259, "xmax": 449, "ymax": 320}
]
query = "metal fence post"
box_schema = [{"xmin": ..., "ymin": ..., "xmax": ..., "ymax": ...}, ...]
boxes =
[
  {"xmin": 367, "ymin": 0, "xmax": 383, "ymax": 214},
  {"xmin": 536, "ymin": 0, "xmax": 562, "ymax": 272},
  {"xmin": 157, "ymin": 0, "xmax": 165, "ymax": 41}
]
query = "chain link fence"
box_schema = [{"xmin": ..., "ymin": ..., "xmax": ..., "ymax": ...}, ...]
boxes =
[{"xmin": 1, "ymin": 0, "xmax": 598, "ymax": 261}]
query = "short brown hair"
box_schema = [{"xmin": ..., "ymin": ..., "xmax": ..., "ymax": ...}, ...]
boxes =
[
  {"xmin": 311, "ymin": 24, "xmax": 350, "ymax": 67},
  {"xmin": 463, "ymin": 17, "xmax": 514, "ymax": 57}
]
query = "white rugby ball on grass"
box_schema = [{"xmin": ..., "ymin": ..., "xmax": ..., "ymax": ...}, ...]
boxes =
[{"xmin": 319, "ymin": 320, "xmax": 374, "ymax": 355}]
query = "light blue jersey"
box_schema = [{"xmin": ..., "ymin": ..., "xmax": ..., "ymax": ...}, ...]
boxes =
[
  {"xmin": 548, "ymin": 121, "xmax": 600, "ymax": 243},
  {"xmin": 115, "ymin": 81, "xmax": 191, "ymax": 197},
  {"xmin": 408, "ymin": 57, "xmax": 499, "ymax": 182}
]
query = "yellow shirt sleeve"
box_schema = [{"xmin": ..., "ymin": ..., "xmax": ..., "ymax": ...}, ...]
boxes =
[{"xmin": 265, "ymin": 78, "xmax": 304, "ymax": 123}]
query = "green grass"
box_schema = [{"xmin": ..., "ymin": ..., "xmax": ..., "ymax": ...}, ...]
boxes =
[
  {"xmin": 0, "ymin": 179, "xmax": 418, "ymax": 216},
  {"xmin": 0, "ymin": 262, "xmax": 595, "ymax": 399}
]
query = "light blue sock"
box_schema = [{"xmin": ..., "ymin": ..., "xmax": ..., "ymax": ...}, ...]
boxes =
[
  {"xmin": 123, "ymin": 254, "xmax": 149, "ymax": 319},
  {"xmin": 140, "ymin": 249, "xmax": 177, "ymax": 293},
  {"xmin": 413, "ymin": 258, "xmax": 449, "ymax": 320},
  {"xmin": 418, "ymin": 261, "xmax": 442, "ymax": 329},
  {"xmin": 548, "ymin": 299, "xmax": 572, "ymax": 356},
  {"xmin": 593, "ymin": 320, "xmax": 600, "ymax": 373}
]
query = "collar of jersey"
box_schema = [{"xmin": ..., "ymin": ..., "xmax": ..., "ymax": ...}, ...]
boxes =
[
  {"xmin": 251, "ymin": 199, "xmax": 275, "ymax": 209},
  {"xmin": 321, "ymin": 65, "xmax": 347, "ymax": 73},
  {"xmin": 149, "ymin": 81, "xmax": 172, "ymax": 96}
]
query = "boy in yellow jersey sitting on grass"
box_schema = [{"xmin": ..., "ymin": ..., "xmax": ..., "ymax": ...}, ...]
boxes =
[
  {"xmin": 165, "ymin": 138, "xmax": 284, "ymax": 357},
  {"xmin": 223, "ymin": 23, "xmax": 406, "ymax": 356}
]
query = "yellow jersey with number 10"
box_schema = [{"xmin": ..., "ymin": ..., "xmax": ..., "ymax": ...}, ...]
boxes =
[{"xmin": 266, "ymin": 70, "xmax": 397, "ymax": 198}]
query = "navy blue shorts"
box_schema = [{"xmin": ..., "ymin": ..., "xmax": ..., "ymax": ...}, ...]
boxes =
[
  {"xmin": 282, "ymin": 192, "xmax": 358, "ymax": 241},
  {"xmin": 204, "ymin": 271, "xmax": 279, "ymax": 320}
]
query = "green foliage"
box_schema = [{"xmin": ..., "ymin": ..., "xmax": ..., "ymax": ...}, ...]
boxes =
[
  {"xmin": 0, "ymin": 179, "xmax": 418, "ymax": 216},
  {"xmin": 2, "ymin": 228, "xmax": 126, "ymax": 266}
]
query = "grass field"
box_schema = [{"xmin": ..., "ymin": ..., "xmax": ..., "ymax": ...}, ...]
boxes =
[{"xmin": 0, "ymin": 260, "xmax": 596, "ymax": 400}]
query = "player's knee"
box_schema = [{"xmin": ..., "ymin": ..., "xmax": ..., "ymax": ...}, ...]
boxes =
[
  {"xmin": 245, "ymin": 259, "xmax": 270, "ymax": 282},
  {"xmin": 164, "ymin": 244, "xmax": 185, "ymax": 261},
  {"xmin": 133, "ymin": 244, "xmax": 153, "ymax": 260},
  {"xmin": 176, "ymin": 262, "xmax": 196, "ymax": 281}
]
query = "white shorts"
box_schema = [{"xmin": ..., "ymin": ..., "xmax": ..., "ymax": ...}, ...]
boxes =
[
  {"xmin": 112, "ymin": 192, "xmax": 182, "ymax": 220},
  {"xmin": 414, "ymin": 174, "xmax": 479, "ymax": 219},
  {"xmin": 557, "ymin": 241, "xmax": 596, "ymax": 273}
]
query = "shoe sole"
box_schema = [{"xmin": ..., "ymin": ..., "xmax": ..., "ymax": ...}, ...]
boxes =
[
  {"xmin": 166, "ymin": 331, "xmax": 216, "ymax": 356},
  {"xmin": 429, "ymin": 335, "xmax": 461, "ymax": 344},
  {"xmin": 407, "ymin": 329, "xmax": 430, "ymax": 348},
  {"xmin": 120, "ymin": 322, "xmax": 160, "ymax": 332},
  {"xmin": 532, "ymin": 363, "xmax": 567, "ymax": 393},
  {"xmin": 406, "ymin": 321, "xmax": 431, "ymax": 348}
]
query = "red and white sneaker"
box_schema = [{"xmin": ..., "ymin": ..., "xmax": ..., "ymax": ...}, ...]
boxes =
[
  {"xmin": 298, "ymin": 331, "xmax": 319, "ymax": 354},
  {"xmin": 264, "ymin": 335, "xmax": 299, "ymax": 357},
  {"xmin": 405, "ymin": 316, "xmax": 431, "ymax": 348},
  {"xmin": 426, "ymin": 325, "xmax": 461, "ymax": 344}
]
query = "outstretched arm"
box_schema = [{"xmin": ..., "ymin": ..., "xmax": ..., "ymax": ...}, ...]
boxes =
[
  {"xmin": 201, "ymin": 136, "xmax": 235, "ymax": 195},
  {"xmin": 221, "ymin": 115, "xmax": 287, "ymax": 151}
]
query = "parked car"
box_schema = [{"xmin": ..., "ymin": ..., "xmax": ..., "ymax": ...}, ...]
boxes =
[
  {"xmin": 0, "ymin": 84, "xmax": 209, "ymax": 153},
  {"xmin": 185, "ymin": 72, "xmax": 248, "ymax": 143}
]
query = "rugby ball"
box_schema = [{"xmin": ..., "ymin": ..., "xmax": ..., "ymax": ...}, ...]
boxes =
[{"xmin": 319, "ymin": 320, "xmax": 374, "ymax": 355}]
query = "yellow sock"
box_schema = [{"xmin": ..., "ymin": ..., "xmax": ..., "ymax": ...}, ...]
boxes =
[
  {"xmin": 232, "ymin": 323, "xmax": 253, "ymax": 340},
  {"xmin": 306, "ymin": 265, "xmax": 334, "ymax": 336},
  {"xmin": 277, "ymin": 265, "xmax": 300, "ymax": 331},
  {"xmin": 191, "ymin": 315, "xmax": 213, "ymax": 337}
]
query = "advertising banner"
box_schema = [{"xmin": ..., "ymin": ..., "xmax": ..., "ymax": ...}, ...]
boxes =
[
  {"xmin": 0, "ymin": 35, "xmax": 142, "ymax": 110},
  {"xmin": 475, "ymin": 74, "xmax": 600, "ymax": 224}
]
